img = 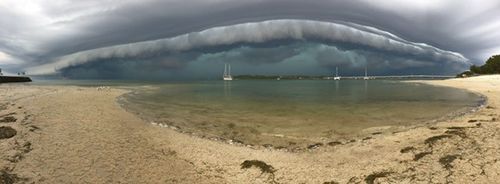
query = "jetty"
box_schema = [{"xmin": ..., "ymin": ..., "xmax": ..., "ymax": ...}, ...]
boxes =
[
  {"xmin": 0, "ymin": 76, "xmax": 32, "ymax": 83},
  {"xmin": 0, "ymin": 69, "xmax": 32, "ymax": 83}
]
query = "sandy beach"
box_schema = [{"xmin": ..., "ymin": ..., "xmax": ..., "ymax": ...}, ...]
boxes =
[{"xmin": 1, "ymin": 75, "xmax": 499, "ymax": 183}]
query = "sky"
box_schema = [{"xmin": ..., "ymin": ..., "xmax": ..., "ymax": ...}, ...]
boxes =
[{"xmin": 1, "ymin": 0, "xmax": 500, "ymax": 79}]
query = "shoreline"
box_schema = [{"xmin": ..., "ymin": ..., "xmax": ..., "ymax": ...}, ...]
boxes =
[
  {"xmin": 1, "ymin": 76, "xmax": 499, "ymax": 183},
  {"xmin": 115, "ymin": 80, "xmax": 488, "ymax": 152}
]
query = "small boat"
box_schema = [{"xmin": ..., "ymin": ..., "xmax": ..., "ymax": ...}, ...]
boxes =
[
  {"xmin": 334, "ymin": 67, "xmax": 341, "ymax": 80},
  {"xmin": 223, "ymin": 63, "xmax": 233, "ymax": 81},
  {"xmin": 363, "ymin": 65, "xmax": 370, "ymax": 80}
]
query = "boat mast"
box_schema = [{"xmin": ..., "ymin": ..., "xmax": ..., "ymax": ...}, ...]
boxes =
[
  {"xmin": 336, "ymin": 67, "xmax": 338, "ymax": 77},
  {"xmin": 365, "ymin": 65, "xmax": 367, "ymax": 78},
  {"xmin": 224, "ymin": 64, "xmax": 227, "ymax": 76},
  {"xmin": 228, "ymin": 64, "xmax": 231, "ymax": 76}
]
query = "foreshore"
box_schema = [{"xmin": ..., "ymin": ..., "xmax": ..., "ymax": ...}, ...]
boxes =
[{"xmin": 1, "ymin": 75, "xmax": 499, "ymax": 183}]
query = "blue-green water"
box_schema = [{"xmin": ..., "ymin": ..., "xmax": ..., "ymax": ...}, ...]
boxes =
[{"xmin": 121, "ymin": 80, "xmax": 483, "ymax": 147}]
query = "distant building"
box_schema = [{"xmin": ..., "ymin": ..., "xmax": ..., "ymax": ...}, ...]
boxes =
[{"xmin": 0, "ymin": 68, "xmax": 3, "ymax": 76}]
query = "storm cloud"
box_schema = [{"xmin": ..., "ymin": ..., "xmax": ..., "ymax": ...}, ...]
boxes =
[
  {"xmin": 26, "ymin": 19, "xmax": 468, "ymax": 75},
  {"xmin": 1, "ymin": 0, "xmax": 500, "ymax": 79}
]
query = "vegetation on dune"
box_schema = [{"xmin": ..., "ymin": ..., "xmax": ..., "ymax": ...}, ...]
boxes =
[{"xmin": 458, "ymin": 55, "xmax": 500, "ymax": 77}]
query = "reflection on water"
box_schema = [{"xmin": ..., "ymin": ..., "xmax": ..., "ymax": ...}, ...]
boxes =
[
  {"xmin": 123, "ymin": 80, "xmax": 483, "ymax": 147},
  {"xmin": 224, "ymin": 81, "xmax": 232, "ymax": 97}
]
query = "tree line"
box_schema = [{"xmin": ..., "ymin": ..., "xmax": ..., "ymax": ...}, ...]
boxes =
[{"xmin": 457, "ymin": 55, "xmax": 500, "ymax": 77}]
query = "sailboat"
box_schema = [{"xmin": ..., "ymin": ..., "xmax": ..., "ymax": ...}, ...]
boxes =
[
  {"xmin": 363, "ymin": 65, "xmax": 370, "ymax": 80},
  {"xmin": 333, "ymin": 67, "xmax": 341, "ymax": 80},
  {"xmin": 223, "ymin": 63, "xmax": 233, "ymax": 81}
]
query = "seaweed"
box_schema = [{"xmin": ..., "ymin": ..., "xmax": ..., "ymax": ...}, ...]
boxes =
[
  {"xmin": 413, "ymin": 151, "xmax": 432, "ymax": 161},
  {"xmin": 262, "ymin": 144, "xmax": 273, "ymax": 148},
  {"xmin": 400, "ymin": 146, "xmax": 415, "ymax": 153},
  {"xmin": 307, "ymin": 143, "xmax": 323, "ymax": 149},
  {"xmin": 424, "ymin": 135, "xmax": 452, "ymax": 146},
  {"xmin": 323, "ymin": 181, "xmax": 339, "ymax": 184},
  {"xmin": 362, "ymin": 137, "xmax": 372, "ymax": 141},
  {"xmin": 327, "ymin": 141, "xmax": 342, "ymax": 146},
  {"xmin": 0, "ymin": 116, "xmax": 16, "ymax": 123},
  {"xmin": 240, "ymin": 160, "xmax": 275, "ymax": 174},
  {"xmin": 364, "ymin": 171, "xmax": 393, "ymax": 184},
  {"xmin": 445, "ymin": 130, "xmax": 466, "ymax": 138},
  {"xmin": 0, "ymin": 170, "xmax": 25, "ymax": 184},
  {"xmin": 439, "ymin": 155, "xmax": 459, "ymax": 169},
  {"xmin": 0, "ymin": 126, "xmax": 16, "ymax": 139}
]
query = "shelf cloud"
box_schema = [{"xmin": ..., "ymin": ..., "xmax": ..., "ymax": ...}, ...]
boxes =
[
  {"xmin": 26, "ymin": 19, "xmax": 468, "ymax": 75},
  {"xmin": 2, "ymin": 0, "xmax": 500, "ymax": 78}
]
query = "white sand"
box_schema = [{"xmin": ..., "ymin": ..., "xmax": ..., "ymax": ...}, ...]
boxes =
[{"xmin": 0, "ymin": 75, "xmax": 499, "ymax": 183}]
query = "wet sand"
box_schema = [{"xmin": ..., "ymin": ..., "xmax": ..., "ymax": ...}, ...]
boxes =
[{"xmin": 0, "ymin": 75, "xmax": 499, "ymax": 183}]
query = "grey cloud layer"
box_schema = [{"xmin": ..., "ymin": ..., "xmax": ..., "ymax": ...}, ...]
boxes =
[
  {"xmin": 26, "ymin": 19, "xmax": 468, "ymax": 75},
  {"xmin": 2, "ymin": 0, "xmax": 500, "ymax": 76}
]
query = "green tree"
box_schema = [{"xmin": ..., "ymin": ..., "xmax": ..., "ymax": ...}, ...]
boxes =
[{"xmin": 465, "ymin": 54, "xmax": 500, "ymax": 75}]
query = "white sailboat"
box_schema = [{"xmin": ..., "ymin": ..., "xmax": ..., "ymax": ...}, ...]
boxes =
[
  {"xmin": 333, "ymin": 67, "xmax": 341, "ymax": 80},
  {"xmin": 223, "ymin": 63, "xmax": 233, "ymax": 81},
  {"xmin": 363, "ymin": 65, "xmax": 370, "ymax": 80}
]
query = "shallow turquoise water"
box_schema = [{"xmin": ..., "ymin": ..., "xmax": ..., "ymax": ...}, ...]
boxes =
[{"xmin": 122, "ymin": 80, "xmax": 483, "ymax": 146}]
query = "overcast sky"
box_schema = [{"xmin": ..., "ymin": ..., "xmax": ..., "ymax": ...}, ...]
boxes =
[{"xmin": 1, "ymin": 0, "xmax": 500, "ymax": 79}]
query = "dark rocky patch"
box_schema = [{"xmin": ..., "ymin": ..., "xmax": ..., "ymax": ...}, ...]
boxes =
[
  {"xmin": 447, "ymin": 126, "xmax": 466, "ymax": 130},
  {"xmin": 327, "ymin": 141, "xmax": 342, "ymax": 146},
  {"xmin": 400, "ymin": 146, "xmax": 415, "ymax": 153},
  {"xmin": 364, "ymin": 171, "xmax": 393, "ymax": 184},
  {"xmin": 486, "ymin": 106, "xmax": 495, "ymax": 109},
  {"xmin": 241, "ymin": 160, "xmax": 276, "ymax": 174},
  {"xmin": 0, "ymin": 116, "xmax": 16, "ymax": 123},
  {"xmin": 439, "ymin": 155, "xmax": 459, "ymax": 169},
  {"xmin": 371, "ymin": 132, "xmax": 382, "ymax": 135},
  {"xmin": 414, "ymin": 151, "xmax": 432, "ymax": 161},
  {"xmin": 307, "ymin": 143, "xmax": 323, "ymax": 149},
  {"xmin": 467, "ymin": 119, "xmax": 478, "ymax": 123},
  {"xmin": 428, "ymin": 127, "xmax": 438, "ymax": 130},
  {"xmin": 424, "ymin": 135, "xmax": 452, "ymax": 146},
  {"xmin": 0, "ymin": 126, "xmax": 17, "ymax": 139}
]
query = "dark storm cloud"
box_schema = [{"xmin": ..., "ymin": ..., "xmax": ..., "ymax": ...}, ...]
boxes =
[
  {"xmin": 1, "ymin": 0, "xmax": 500, "ymax": 77},
  {"xmin": 25, "ymin": 20, "xmax": 468, "ymax": 75}
]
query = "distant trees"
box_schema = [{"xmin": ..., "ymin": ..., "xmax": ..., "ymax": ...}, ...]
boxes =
[{"xmin": 457, "ymin": 55, "xmax": 500, "ymax": 77}]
